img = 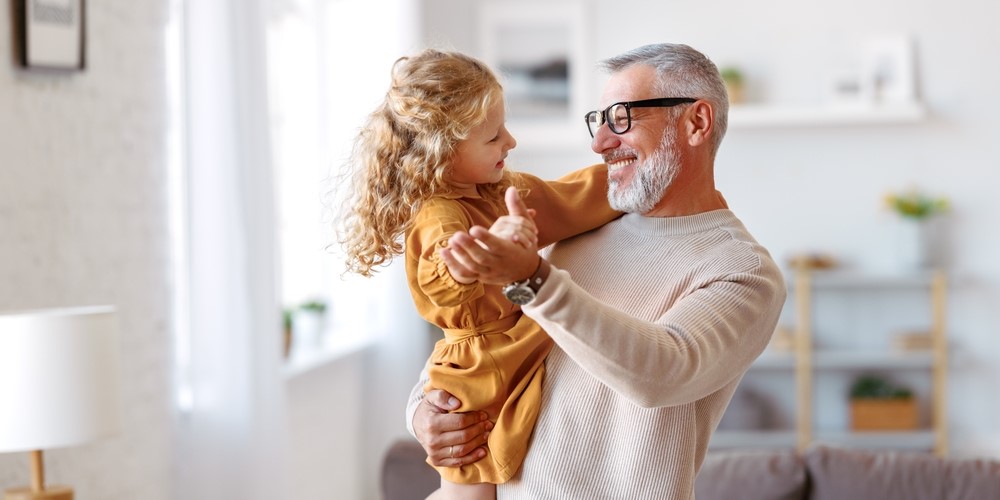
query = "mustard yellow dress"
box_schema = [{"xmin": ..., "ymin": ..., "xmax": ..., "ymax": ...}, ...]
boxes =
[{"xmin": 404, "ymin": 164, "xmax": 620, "ymax": 484}]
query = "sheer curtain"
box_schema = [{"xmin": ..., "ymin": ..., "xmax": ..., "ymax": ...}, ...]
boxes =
[{"xmin": 170, "ymin": 0, "xmax": 289, "ymax": 498}]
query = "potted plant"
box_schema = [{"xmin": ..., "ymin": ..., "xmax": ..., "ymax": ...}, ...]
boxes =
[
  {"xmin": 884, "ymin": 188, "xmax": 949, "ymax": 220},
  {"xmin": 282, "ymin": 307, "xmax": 293, "ymax": 359},
  {"xmin": 883, "ymin": 187, "xmax": 949, "ymax": 269},
  {"xmin": 848, "ymin": 375, "xmax": 918, "ymax": 431},
  {"xmin": 719, "ymin": 66, "xmax": 745, "ymax": 104},
  {"xmin": 291, "ymin": 298, "xmax": 329, "ymax": 353}
]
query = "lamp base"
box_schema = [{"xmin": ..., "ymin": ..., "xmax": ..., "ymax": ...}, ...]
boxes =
[{"xmin": 3, "ymin": 486, "xmax": 73, "ymax": 500}]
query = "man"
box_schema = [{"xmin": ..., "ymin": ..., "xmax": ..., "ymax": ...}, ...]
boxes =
[{"xmin": 407, "ymin": 43, "xmax": 786, "ymax": 499}]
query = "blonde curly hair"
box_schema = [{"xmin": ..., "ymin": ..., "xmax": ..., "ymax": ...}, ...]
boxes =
[{"xmin": 338, "ymin": 49, "xmax": 518, "ymax": 277}]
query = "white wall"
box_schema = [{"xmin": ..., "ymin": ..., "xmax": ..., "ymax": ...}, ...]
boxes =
[
  {"xmin": 0, "ymin": 1, "xmax": 175, "ymax": 498},
  {"xmin": 422, "ymin": 0, "xmax": 1000, "ymax": 457},
  {"xmin": 2, "ymin": 1, "xmax": 997, "ymax": 499}
]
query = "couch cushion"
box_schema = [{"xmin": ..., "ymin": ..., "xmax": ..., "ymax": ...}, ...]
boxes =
[
  {"xmin": 695, "ymin": 449, "xmax": 807, "ymax": 500},
  {"xmin": 805, "ymin": 445, "xmax": 1000, "ymax": 500}
]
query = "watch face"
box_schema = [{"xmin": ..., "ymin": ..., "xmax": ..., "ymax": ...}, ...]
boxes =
[{"xmin": 503, "ymin": 283, "xmax": 535, "ymax": 305}]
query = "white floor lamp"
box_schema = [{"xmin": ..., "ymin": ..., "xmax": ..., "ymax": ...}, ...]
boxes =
[{"xmin": 0, "ymin": 306, "xmax": 122, "ymax": 500}]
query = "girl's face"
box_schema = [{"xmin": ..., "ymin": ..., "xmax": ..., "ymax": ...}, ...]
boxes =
[{"xmin": 448, "ymin": 98, "xmax": 517, "ymax": 196}]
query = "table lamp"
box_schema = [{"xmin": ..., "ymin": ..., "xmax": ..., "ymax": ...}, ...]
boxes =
[{"xmin": 0, "ymin": 306, "xmax": 122, "ymax": 500}]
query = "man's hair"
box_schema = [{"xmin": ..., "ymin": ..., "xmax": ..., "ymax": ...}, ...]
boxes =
[{"xmin": 600, "ymin": 43, "xmax": 729, "ymax": 155}]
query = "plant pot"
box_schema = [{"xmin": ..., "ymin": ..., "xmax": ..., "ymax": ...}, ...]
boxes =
[{"xmin": 850, "ymin": 398, "xmax": 918, "ymax": 431}]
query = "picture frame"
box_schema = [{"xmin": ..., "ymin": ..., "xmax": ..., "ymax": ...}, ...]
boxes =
[
  {"xmin": 478, "ymin": 1, "xmax": 589, "ymax": 149},
  {"xmin": 860, "ymin": 36, "xmax": 916, "ymax": 104},
  {"xmin": 16, "ymin": 0, "xmax": 86, "ymax": 70}
]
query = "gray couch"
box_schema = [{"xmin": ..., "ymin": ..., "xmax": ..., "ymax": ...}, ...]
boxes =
[{"xmin": 382, "ymin": 439, "xmax": 1000, "ymax": 499}]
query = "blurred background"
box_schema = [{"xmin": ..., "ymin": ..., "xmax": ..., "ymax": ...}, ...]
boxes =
[{"xmin": 1, "ymin": 0, "xmax": 998, "ymax": 498}]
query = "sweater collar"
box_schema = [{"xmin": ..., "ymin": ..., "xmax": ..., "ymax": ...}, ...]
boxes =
[{"xmin": 619, "ymin": 209, "xmax": 739, "ymax": 235}]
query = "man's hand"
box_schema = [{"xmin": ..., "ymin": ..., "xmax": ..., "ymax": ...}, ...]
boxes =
[
  {"xmin": 413, "ymin": 389, "xmax": 493, "ymax": 467},
  {"xmin": 440, "ymin": 187, "xmax": 540, "ymax": 285}
]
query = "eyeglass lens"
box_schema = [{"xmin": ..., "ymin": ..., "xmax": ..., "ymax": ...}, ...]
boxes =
[{"xmin": 586, "ymin": 103, "xmax": 633, "ymax": 137}]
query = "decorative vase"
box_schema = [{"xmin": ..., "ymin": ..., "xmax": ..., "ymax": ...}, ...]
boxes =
[{"xmin": 896, "ymin": 218, "xmax": 931, "ymax": 270}]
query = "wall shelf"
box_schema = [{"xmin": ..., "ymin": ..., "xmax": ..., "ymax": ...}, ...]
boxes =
[
  {"xmin": 711, "ymin": 430, "xmax": 798, "ymax": 450},
  {"xmin": 812, "ymin": 430, "xmax": 936, "ymax": 450},
  {"xmin": 729, "ymin": 102, "xmax": 927, "ymax": 128}
]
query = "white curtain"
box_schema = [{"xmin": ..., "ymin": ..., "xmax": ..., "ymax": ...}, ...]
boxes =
[{"xmin": 172, "ymin": 0, "xmax": 289, "ymax": 498}]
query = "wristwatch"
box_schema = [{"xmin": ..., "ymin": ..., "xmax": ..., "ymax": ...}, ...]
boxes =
[{"xmin": 502, "ymin": 260, "xmax": 549, "ymax": 305}]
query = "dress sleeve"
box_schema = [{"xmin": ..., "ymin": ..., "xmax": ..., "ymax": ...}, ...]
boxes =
[
  {"xmin": 410, "ymin": 200, "xmax": 485, "ymax": 308},
  {"xmin": 520, "ymin": 164, "xmax": 623, "ymax": 247}
]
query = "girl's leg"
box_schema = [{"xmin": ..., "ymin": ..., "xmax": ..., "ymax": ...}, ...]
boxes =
[{"xmin": 426, "ymin": 479, "xmax": 496, "ymax": 500}]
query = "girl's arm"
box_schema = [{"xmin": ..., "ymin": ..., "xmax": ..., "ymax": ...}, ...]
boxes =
[
  {"xmin": 520, "ymin": 164, "xmax": 622, "ymax": 247},
  {"xmin": 408, "ymin": 199, "xmax": 485, "ymax": 307}
]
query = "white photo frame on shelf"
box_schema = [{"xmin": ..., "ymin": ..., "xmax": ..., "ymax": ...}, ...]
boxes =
[
  {"xmin": 19, "ymin": 0, "xmax": 86, "ymax": 70},
  {"xmin": 861, "ymin": 36, "xmax": 917, "ymax": 104},
  {"xmin": 478, "ymin": 1, "xmax": 589, "ymax": 149}
]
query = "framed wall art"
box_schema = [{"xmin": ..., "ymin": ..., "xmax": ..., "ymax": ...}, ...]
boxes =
[
  {"xmin": 478, "ymin": 1, "xmax": 589, "ymax": 149},
  {"xmin": 861, "ymin": 36, "xmax": 916, "ymax": 104},
  {"xmin": 17, "ymin": 0, "xmax": 86, "ymax": 70}
]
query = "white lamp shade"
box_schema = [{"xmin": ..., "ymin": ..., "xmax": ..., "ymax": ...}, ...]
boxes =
[{"xmin": 0, "ymin": 306, "xmax": 122, "ymax": 453}]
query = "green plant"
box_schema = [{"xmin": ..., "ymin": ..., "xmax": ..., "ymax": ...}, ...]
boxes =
[
  {"xmin": 719, "ymin": 67, "xmax": 744, "ymax": 86},
  {"xmin": 298, "ymin": 299, "xmax": 328, "ymax": 314},
  {"xmin": 282, "ymin": 308, "xmax": 293, "ymax": 331},
  {"xmin": 849, "ymin": 375, "xmax": 913, "ymax": 400},
  {"xmin": 884, "ymin": 188, "xmax": 949, "ymax": 220}
]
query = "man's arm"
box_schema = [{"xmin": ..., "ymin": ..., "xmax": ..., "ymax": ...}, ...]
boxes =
[{"xmin": 440, "ymin": 190, "xmax": 787, "ymax": 407}]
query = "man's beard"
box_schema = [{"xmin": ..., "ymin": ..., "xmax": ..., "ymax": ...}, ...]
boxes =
[{"xmin": 607, "ymin": 129, "xmax": 680, "ymax": 214}]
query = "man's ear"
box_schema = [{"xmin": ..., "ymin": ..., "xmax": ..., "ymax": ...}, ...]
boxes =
[{"xmin": 684, "ymin": 100, "xmax": 714, "ymax": 147}]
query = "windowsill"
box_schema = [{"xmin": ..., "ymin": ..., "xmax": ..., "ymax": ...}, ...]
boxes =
[{"xmin": 284, "ymin": 331, "xmax": 375, "ymax": 380}]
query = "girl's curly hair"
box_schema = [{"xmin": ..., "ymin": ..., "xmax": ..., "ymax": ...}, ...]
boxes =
[{"xmin": 337, "ymin": 49, "xmax": 517, "ymax": 276}]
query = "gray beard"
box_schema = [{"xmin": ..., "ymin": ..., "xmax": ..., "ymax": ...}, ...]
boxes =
[{"xmin": 607, "ymin": 131, "xmax": 679, "ymax": 214}]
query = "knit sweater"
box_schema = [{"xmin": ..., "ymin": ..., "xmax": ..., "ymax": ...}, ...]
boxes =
[{"xmin": 407, "ymin": 209, "xmax": 786, "ymax": 499}]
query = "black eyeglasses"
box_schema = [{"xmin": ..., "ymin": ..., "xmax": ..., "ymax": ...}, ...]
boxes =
[{"xmin": 584, "ymin": 97, "xmax": 697, "ymax": 138}]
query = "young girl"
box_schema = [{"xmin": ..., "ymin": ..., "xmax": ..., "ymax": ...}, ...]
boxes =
[{"xmin": 338, "ymin": 49, "xmax": 618, "ymax": 498}]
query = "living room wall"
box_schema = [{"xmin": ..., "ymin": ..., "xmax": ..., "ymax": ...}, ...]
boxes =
[
  {"xmin": 0, "ymin": 1, "xmax": 175, "ymax": 498},
  {"xmin": 422, "ymin": 0, "xmax": 1000, "ymax": 458}
]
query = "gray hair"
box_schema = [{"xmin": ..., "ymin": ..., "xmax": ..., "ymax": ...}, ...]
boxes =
[{"xmin": 600, "ymin": 43, "xmax": 729, "ymax": 155}]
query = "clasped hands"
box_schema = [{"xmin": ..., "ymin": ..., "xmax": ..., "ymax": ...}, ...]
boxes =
[{"xmin": 440, "ymin": 186, "xmax": 542, "ymax": 286}]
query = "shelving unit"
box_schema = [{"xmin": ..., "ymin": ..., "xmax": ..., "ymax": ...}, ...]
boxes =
[
  {"xmin": 728, "ymin": 101, "xmax": 927, "ymax": 128},
  {"xmin": 713, "ymin": 268, "xmax": 949, "ymax": 456}
]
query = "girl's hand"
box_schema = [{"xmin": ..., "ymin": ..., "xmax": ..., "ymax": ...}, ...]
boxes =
[{"xmin": 489, "ymin": 213, "xmax": 538, "ymax": 249}]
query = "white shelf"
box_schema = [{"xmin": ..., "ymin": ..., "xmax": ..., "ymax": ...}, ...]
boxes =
[
  {"xmin": 284, "ymin": 333, "xmax": 374, "ymax": 379},
  {"xmin": 813, "ymin": 430, "xmax": 936, "ymax": 450},
  {"xmin": 795, "ymin": 269, "xmax": 943, "ymax": 289},
  {"xmin": 751, "ymin": 351, "xmax": 796, "ymax": 369},
  {"xmin": 813, "ymin": 350, "xmax": 933, "ymax": 369},
  {"xmin": 750, "ymin": 350, "xmax": 934, "ymax": 370},
  {"xmin": 710, "ymin": 430, "xmax": 797, "ymax": 449},
  {"xmin": 729, "ymin": 102, "xmax": 927, "ymax": 128}
]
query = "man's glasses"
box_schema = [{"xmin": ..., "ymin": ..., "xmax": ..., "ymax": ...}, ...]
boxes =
[{"xmin": 584, "ymin": 97, "xmax": 697, "ymax": 138}]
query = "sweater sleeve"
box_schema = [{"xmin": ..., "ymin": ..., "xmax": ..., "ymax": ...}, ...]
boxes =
[
  {"xmin": 523, "ymin": 262, "xmax": 786, "ymax": 408},
  {"xmin": 520, "ymin": 164, "xmax": 622, "ymax": 247},
  {"xmin": 405, "ymin": 362, "xmax": 431, "ymax": 437}
]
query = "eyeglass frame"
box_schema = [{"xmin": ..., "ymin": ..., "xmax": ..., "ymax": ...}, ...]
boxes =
[{"xmin": 584, "ymin": 97, "xmax": 698, "ymax": 138}]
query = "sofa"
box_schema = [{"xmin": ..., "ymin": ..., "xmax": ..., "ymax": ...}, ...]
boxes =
[{"xmin": 382, "ymin": 439, "xmax": 1000, "ymax": 499}]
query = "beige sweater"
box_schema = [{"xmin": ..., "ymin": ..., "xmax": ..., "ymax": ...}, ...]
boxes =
[{"xmin": 407, "ymin": 210, "xmax": 786, "ymax": 499}]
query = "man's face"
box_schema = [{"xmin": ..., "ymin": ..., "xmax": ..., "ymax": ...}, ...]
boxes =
[{"xmin": 591, "ymin": 65, "xmax": 682, "ymax": 214}]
